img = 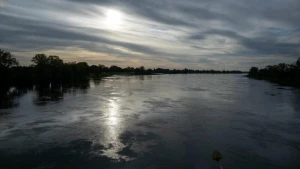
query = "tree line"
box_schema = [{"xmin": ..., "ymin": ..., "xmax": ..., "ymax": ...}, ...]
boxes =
[
  {"xmin": 248, "ymin": 57, "xmax": 300, "ymax": 87},
  {"xmin": 0, "ymin": 49, "xmax": 243, "ymax": 86}
]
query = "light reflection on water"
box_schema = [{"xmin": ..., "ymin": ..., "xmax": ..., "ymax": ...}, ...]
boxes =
[
  {"xmin": 101, "ymin": 96, "xmax": 125, "ymax": 160},
  {"xmin": 108, "ymin": 97, "xmax": 119, "ymax": 126}
]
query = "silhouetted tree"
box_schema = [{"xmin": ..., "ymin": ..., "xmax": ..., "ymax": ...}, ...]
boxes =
[
  {"xmin": 0, "ymin": 49, "xmax": 19, "ymax": 86},
  {"xmin": 76, "ymin": 62, "xmax": 89, "ymax": 81},
  {"xmin": 248, "ymin": 57, "xmax": 300, "ymax": 87},
  {"xmin": 32, "ymin": 54, "xmax": 50, "ymax": 84},
  {"xmin": 136, "ymin": 66, "xmax": 146, "ymax": 75},
  {"xmin": 0, "ymin": 49, "xmax": 19, "ymax": 68},
  {"xmin": 48, "ymin": 56, "xmax": 63, "ymax": 82},
  {"xmin": 109, "ymin": 65, "xmax": 122, "ymax": 72},
  {"xmin": 0, "ymin": 49, "xmax": 245, "ymax": 87},
  {"xmin": 248, "ymin": 67, "xmax": 258, "ymax": 77},
  {"xmin": 31, "ymin": 54, "xmax": 49, "ymax": 66},
  {"xmin": 297, "ymin": 58, "xmax": 300, "ymax": 67}
]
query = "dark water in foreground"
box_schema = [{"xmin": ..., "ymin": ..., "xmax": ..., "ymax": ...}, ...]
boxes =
[{"xmin": 1, "ymin": 74, "xmax": 300, "ymax": 169}]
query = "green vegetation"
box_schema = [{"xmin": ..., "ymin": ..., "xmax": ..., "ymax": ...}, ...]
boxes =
[
  {"xmin": 0, "ymin": 49, "xmax": 243, "ymax": 87},
  {"xmin": 248, "ymin": 57, "xmax": 300, "ymax": 87}
]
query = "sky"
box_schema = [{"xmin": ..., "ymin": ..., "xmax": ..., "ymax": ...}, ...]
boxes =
[{"xmin": 0, "ymin": 0, "xmax": 299, "ymax": 71}]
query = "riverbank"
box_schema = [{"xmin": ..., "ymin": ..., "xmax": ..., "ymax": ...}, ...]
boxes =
[
  {"xmin": 247, "ymin": 75, "xmax": 300, "ymax": 88},
  {"xmin": 247, "ymin": 57, "xmax": 300, "ymax": 88}
]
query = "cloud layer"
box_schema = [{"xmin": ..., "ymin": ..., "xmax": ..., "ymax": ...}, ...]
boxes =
[{"xmin": 1, "ymin": 0, "xmax": 299, "ymax": 70}]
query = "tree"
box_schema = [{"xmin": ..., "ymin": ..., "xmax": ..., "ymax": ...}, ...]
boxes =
[
  {"xmin": 0, "ymin": 49, "xmax": 19, "ymax": 86},
  {"xmin": 31, "ymin": 54, "xmax": 49, "ymax": 66},
  {"xmin": 0, "ymin": 49, "xmax": 19, "ymax": 68},
  {"xmin": 48, "ymin": 55, "xmax": 63, "ymax": 67},
  {"xmin": 32, "ymin": 54, "xmax": 50, "ymax": 84},
  {"xmin": 248, "ymin": 57, "xmax": 300, "ymax": 86},
  {"xmin": 297, "ymin": 57, "xmax": 300, "ymax": 67},
  {"xmin": 109, "ymin": 65, "xmax": 122, "ymax": 72},
  {"xmin": 48, "ymin": 55, "xmax": 63, "ymax": 82},
  {"xmin": 76, "ymin": 62, "xmax": 89, "ymax": 81},
  {"xmin": 278, "ymin": 63, "xmax": 287, "ymax": 72},
  {"xmin": 248, "ymin": 67, "xmax": 258, "ymax": 77},
  {"xmin": 140, "ymin": 66, "xmax": 145, "ymax": 71}
]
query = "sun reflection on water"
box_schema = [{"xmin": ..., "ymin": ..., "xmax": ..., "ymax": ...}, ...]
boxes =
[
  {"xmin": 101, "ymin": 96, "xmax": 132, "ymax": 160},
  {"xmin": 108, "ymin": 97, "xmax": 119, "ymax": 126}
]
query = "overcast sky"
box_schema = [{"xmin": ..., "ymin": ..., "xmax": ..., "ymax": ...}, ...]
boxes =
[{"xmin": 0, "ymin": 0, "xmax": 299, "ymax": 70}]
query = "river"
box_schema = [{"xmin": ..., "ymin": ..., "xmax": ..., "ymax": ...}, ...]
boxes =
[{"xmin": 0, "ymin": 74, "xmax": 300, "ymax": 169}]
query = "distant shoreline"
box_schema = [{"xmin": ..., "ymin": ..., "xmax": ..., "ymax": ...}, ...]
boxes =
[{"xmin": 1, "ymin": 49, "xmax": 245, "ymax": 88}]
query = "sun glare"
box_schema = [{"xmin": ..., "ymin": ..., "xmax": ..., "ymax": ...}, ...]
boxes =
[{"xmin": 105, "ymin": 9, "xmax": 122, "ymax": 28}]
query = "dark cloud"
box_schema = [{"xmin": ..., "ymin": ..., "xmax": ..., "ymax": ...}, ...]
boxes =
[
  {"xmin": 188, "ymin": 34, "xmax": 206, "ymax": 40},
  {"xmin": 189, "ymin": 29, "xmax": 300, "ymax": 57}
]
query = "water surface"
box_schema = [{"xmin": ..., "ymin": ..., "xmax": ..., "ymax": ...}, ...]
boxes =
[{"xmin": 1, "ymin": 74, "xmax": 300, "ymax": 169}]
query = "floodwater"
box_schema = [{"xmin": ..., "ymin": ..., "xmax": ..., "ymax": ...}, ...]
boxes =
[{"xmin": 0, "ymin": 74, "xmax": 300, "ymax": 169}]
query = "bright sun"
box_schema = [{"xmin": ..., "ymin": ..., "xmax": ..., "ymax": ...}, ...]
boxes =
[{"xmin": 105, "ymin": 9, "xmax": 122, "ymax": 28}]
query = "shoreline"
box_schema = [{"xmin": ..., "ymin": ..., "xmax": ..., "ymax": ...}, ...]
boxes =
[{"xmin": 247, "ymin": 75, "xmax": 300, "ymax": 88}]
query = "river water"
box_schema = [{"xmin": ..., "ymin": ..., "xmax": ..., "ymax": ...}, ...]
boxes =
[{"xmin": 0, "ymin": 74, "xmax": 300, "ymax": 169}]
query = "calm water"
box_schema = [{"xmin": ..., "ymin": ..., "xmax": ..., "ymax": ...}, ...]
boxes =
[{"xmin": 0, "ymin": 74, "xmax": 300, "ymax": 169}]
